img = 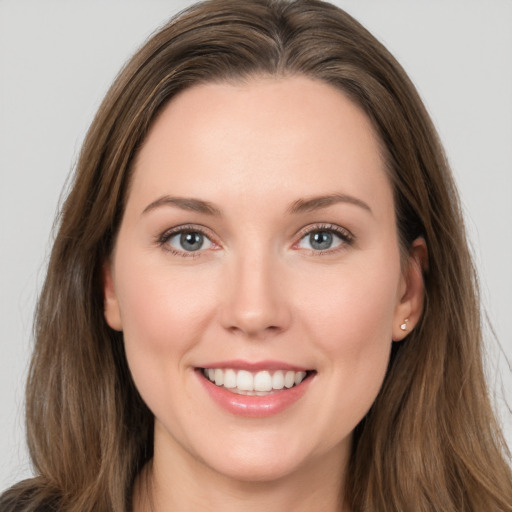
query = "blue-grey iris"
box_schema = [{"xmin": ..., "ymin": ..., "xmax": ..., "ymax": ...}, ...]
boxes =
[
  {"xmin": 180, "ymin": 232, "xmax": 204, "ymax": 251},
  {"xmin": 310, "ymin": 231, "xmax": 333, "ymax": 250}
]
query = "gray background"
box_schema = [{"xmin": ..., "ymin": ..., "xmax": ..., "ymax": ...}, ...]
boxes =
[{"xmin": 1, "ymin": 0, "xmax": 511, "ymax": 488}]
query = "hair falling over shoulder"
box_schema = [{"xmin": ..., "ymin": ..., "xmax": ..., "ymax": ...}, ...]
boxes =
[{"xmin": 1, "ymin": 1, "xmax": 511, "ymax": 510}]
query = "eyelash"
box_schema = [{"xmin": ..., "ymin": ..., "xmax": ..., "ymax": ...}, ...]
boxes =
[
  {"xmin": 156, "ymin": 223, "xmax": 354, "ymax": 258},
  {"xmin": 293, "ymin": 223, "xmax": 354, "ymax": 256},
  {"xmin": 156, "ymin": 224, "xmax": 218, "ymax": 258}
]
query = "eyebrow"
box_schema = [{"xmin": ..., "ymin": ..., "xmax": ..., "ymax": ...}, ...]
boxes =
[
  {"xmin": 287, "ymin": 193, "xmax": 373, "ymax": 216},
  {"xmin": 142, "ymin": 196, "xmax": 222, "ymax": 216},
  {"xmin": 142, "ymin": 192, "xmax": 372, "ymax": 217}
]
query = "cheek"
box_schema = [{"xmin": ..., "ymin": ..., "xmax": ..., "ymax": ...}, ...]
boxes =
[
  {"xmin": 299, "ymin": 257, "xmax": 400, "ymax": 347},
  {"xmin": 290, "ymin": 260, "xmax": 400, "ymax": 436},
  {"xmin": 113, "ymin": 255, "xmax": 219, "ymax": 408},
  {"xmin": 295, "ymin": 253, "xmax": 400, "ymax": 420},
  {"xmin": 117, "ymin": 258, "xmax": 216, "ymax": 350}
]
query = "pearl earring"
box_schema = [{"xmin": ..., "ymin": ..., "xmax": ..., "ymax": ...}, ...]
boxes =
[{"xmin": 400, "ymin": 318, "xmax": 409, "ymax": 331}]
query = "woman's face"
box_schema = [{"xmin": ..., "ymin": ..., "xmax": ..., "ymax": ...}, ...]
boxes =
[{"xmin": 104, "ymin": 76, "xmax": 423, "ymax": 483}]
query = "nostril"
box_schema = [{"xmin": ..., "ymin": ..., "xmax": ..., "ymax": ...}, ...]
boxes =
[{"xmin": 227, "ymin": 324, "xmax": 282, "ymax": 337}]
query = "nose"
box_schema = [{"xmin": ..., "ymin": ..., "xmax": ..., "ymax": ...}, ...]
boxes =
[{"xmin": 219, "ymin": 251, "xmax": 292, "ymax": 339}]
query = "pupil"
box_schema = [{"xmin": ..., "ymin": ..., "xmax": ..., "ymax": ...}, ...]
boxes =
[
  {"xmin": 310, "ymin": 231, "xmax": 332, "ymax": 250},
  {"xmin": 180, "ymin": 232, "xmax": 203, "ymax": 251}
]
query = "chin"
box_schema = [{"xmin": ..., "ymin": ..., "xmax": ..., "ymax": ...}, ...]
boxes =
[
  {"xmin": 207, "ymin": 453, "xmax": 306, "ymax": 484},
  {"xmin": 191, "ymin": 430, "xmax": 336, "ymax": 485}
]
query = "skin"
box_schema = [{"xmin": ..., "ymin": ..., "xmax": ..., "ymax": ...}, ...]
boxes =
[{"xmin": 104, "ymin": 76, "xmax": 425, "ymax": 512}]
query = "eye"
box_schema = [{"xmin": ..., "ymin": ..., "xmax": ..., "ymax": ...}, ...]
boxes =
[
  {"xmin": 296, "ymin": 225, "xmax": 353, "ymax": 253},
  {"xmin": 164, "ymin": 229, "xmax": 213, "ymax": 253}
]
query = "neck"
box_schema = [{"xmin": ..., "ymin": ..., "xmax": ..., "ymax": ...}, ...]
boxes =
[{"xmin": 133, "ymin": 435, "xmax": 351, "ymax": 512}]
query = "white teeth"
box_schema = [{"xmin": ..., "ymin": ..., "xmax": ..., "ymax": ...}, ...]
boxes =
[
  {"xmin": 284, "ymin": 371, "xmax": 295, "ymax": 388},
  {"xmin": 253, "ymin": 371, "xmax": 272, "ymax": 392},
  {"xmin": 223, "ymin": 369, "xmax": 237, "ymax": 389},
  {"xmin": 237, "ymin": 370, "xmax": 253, "ymax": 391},
  {"xmin": 203, "ymin": 367, "xmax": 309, "ymax": 393},
  {"xmin": 272, "ymin": 370, "xmax": 285, "ymax": 390},
  {"xmin": 295, "ymin": 371, "xmax": 307, "ymax": 385}
]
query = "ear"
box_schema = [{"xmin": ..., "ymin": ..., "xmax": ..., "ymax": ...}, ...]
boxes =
[
  {"xmin": 102, "ymin": 261, "xmax": 123, "ymax": 331},
  {"xmin": 392, "ymin": 237, "xmax": 428, "ymax": 341}
]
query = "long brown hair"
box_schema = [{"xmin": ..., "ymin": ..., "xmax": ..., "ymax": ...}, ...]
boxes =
[{"xmin": 1, "ymin": 1, "xmax": 511, "ymax": 510}]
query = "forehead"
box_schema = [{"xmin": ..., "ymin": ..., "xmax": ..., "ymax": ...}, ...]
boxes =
[{"xmin": 129, "ymin": 75, "xmax": 392, "ymax": 217}]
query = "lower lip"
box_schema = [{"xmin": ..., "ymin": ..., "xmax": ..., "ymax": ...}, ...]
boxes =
[{"xmin": 197, "ymin": 370, "xmax": 313, "ymax": 418}]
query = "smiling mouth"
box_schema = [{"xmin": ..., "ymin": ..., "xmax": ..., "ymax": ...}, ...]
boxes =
[{"xmin": 200, "ymin": 368, "xmax": 314, "ymax": 396}]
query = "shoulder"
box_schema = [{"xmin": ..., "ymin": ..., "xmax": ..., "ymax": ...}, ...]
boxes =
[{"xmin": 0, "ymin": 480, "xmax": 58, "ymax": 512}]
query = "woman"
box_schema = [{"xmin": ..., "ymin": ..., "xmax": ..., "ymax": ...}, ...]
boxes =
[{"xmin": 1, "ymin": 0, "xmax": 511, "ymax": 510}]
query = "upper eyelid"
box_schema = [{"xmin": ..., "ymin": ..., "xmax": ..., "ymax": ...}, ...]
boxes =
[
  {"xmin": 156, "ymin": 224, "xmax": 220, "ymax": 252},
  {"xmin": 295, "ymin": 223, "xmax": 354, "ymax": 240},
  {"xmin": 158, "ymin": 223, "xmax": 216, "ymax": 240}
]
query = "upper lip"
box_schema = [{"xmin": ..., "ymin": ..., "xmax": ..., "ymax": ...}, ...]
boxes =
[{"xmin": 197, "ymin": 359, "xmax": 311, "ymax": 372}]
